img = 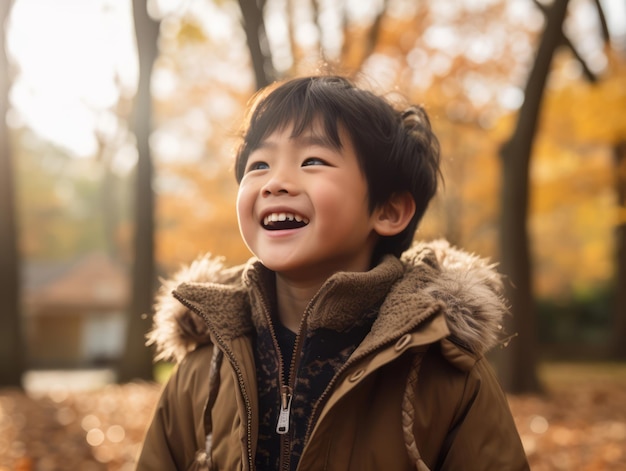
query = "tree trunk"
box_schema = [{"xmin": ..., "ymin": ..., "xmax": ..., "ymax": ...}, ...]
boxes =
[
  {"xmin": 237, "ymin": 0, "xmax": 275, "ymax": 90},
  {"xmin": 117, "ymin": 0, "xmax": 160, "ymax": 382},
  {"xmin": 100, "ymin": 164, "xmax": 120, "ymax": 259},
  {"xmin": 612, "ymin": 140, "xmax": 626, "ymax": 359},
  {"xmin": 498, "ymin": 0, "xmax": 570, "ymax": 394},
  {"xmin": 0, "ymin": 0, "xmax": 24, "ymax": 388}
]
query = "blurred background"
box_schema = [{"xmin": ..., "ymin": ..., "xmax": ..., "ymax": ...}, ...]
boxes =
[{"xmin": 0, "ymin": 0, "xmax": 625, "ymax": 469}]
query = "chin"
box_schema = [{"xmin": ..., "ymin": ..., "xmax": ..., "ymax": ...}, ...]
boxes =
[{"xmin": 259, "ymin": 260, "xmax": 297, "ymax": 273}]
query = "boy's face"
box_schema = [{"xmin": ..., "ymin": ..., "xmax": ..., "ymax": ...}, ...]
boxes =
[{"xmin": 236, "ymin": 120, "xmax": 381, "ymax": 282}]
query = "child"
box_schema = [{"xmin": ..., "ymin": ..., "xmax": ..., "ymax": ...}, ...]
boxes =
[{"xmin": 136, "ymin": 75, "xmax": 529, "ymax": 470}]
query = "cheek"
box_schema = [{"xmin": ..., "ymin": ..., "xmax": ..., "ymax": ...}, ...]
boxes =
[
  {"xmin": 313, "ymin": 190, "xmax": 342, "ymax": 218},
  {"xmin": 236, "ymin": 186, "xmax": 255, "ymax": 232},
  {"xmin": 313, "ymin": 179, "xmax": 368, "ymax": 218}
]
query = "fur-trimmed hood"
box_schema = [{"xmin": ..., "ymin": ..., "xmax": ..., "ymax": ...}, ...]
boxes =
[{"xmin": 147, "ymin": 240, "xmax": 508, "ymax": 363}]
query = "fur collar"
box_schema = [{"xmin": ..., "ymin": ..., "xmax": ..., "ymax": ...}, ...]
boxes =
[{"xmin": 147, "ymin": 240, "xmax": 508, "ymax": 363}]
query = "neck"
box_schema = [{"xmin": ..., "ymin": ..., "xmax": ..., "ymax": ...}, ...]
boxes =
[
  {"xmin": 270, "ymin": 249, "xmax": 377, "ymax": 332},
  {"xmin": 274, "ymin": 275, "xmax": 324, "ymax": 333}
]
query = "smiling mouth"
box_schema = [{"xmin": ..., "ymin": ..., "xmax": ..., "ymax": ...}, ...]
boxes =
[{"xmin": 262, "ymin": 212, "xmax": 310, "ymax": 230}]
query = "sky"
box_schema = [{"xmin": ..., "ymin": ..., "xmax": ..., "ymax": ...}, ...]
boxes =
[
  {"xmin": 4, "ymin": 0, "xmax": 626, "ymax": 159},
  {"xmin": 6, "ymin": 0, "xmax": 137, "ymax": 158}
]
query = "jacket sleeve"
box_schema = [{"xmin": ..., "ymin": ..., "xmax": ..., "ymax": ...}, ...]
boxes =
[
  {"xmin": 135, "ymin": 346, "xmax": 213, "ymax": 471},
  {"xmin": 436, "ymin": 355, "xmax": 529, "ymax": 470}
]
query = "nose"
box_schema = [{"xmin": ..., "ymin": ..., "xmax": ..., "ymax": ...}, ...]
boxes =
[{"xmin": 261, "ymin": 169, "xmax": 298, "ymax": 197}]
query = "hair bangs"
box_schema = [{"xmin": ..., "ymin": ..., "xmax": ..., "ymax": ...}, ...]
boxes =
[{"xmin": 235, "ymin": 78, "xmax": 344, "ymax": 181}]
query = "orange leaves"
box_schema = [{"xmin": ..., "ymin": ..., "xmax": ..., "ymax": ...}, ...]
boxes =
[{"xmin": 155, "ymin": 161, "xmax": 250, "ymax": 271}]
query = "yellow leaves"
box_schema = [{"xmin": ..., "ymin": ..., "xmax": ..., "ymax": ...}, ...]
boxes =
[
  {"xmin": 176, "ymin": 19, "xmax": 207, "ymax": 45},
  {"xmin": 529, "ymin": 132, "xmax": 616, "ymax": 297},
  {"xmin": 531, "ymin": 142, "xmax": 612, "ymax": 208},
  {"xmin": 613, "ymin": 205, "xmax": 626, "ymax": 227},
  {"xmin": 531, "ymin": 190, "xmax": 615, "ymax": 297},
  {"xmin": 544, "ymin": 50, "xmax": 626, "ymax": 144}
]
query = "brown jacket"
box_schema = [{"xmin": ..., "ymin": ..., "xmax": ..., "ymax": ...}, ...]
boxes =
[{"xmin": 136, "ymin": 241, "xmax": 529, "ymax": 470}]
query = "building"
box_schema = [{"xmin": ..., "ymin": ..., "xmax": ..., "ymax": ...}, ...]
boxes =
[{"xmin": 23, "ymin": 252, "xmax": 130, "ymax": 369}]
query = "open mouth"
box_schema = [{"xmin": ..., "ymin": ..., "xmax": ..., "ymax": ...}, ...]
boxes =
[{"xmin": 262, "ymin": 212, "xmax": 309, "ymax": 231}]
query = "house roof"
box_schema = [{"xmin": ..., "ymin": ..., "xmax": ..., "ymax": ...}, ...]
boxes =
[{"xmin": 24, "ymin": 252, "xmax": 130, "ymax": 313}]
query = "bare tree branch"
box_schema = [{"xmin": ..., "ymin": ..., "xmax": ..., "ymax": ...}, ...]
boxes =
[
  {"xmin": 339, "ymin": 0, "xmax": 389, "ymax": 74},
  {"xmin": 238, "ymin": 0, "xmax": 276, "ymax": 89},
  {"xmin": 287, "ymin": 0, "xmax": 298, "ymax": 72},
  {"xmin": 593, "ymin": 0, "xmax": 610, "ymax": 43},
  {"xmin": 565, "ymin": 35, "xmax": 598, "ymax": 83},
  {"xmin": 363, "ymin": 0, "xmax": 389, "ymax": 60},
  {"xmin": 312, "ymin": 0, "xmax": 326, "ymax": 63},
  {"xmin": 532, "ymin": 0, "xmax": 598, "ymax": 83}
]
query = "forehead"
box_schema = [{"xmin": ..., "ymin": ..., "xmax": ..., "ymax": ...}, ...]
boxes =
[
  {"xmin": 253, "ymin": 109, "xmax": 342, "ymax": 144},
  {"xmin": 254, "ymin": 119, "xmax": 345, "ymax": 151}
]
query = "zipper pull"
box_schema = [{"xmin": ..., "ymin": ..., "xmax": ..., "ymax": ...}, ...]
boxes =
[{"xmin": 276, "ymin": 385, "xmax": 293, "ymax": 434}]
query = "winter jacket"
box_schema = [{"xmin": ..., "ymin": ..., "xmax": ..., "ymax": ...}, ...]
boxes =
[{"xmin": 135, "ymin": 240, "xmax": 529, "ymax": 471}]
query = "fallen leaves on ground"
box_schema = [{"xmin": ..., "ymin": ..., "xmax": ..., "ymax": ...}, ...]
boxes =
[
  {"xmin": 510, "ymin": 363, "xmax": 626, "ymax": 471},
  {"xmin": 0, "ymin": 382, "xmax": 161, "ymax": 471},
  {"xmin": 0, "ymin": 364, "xmax": 625, "ymax": 470}
]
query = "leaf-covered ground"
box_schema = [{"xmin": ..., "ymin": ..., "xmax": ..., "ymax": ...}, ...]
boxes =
[
  {"xmin": 0, "ymin": 363, "xmax": 625, "ymax": 470},
  {"xmin": 510, "ymin": 363, "xmax": 626, "ymax": 471}
]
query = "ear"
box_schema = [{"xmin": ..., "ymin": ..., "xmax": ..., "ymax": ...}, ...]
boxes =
[{"xmin": 372, "ymin": 192, "xmax": 416, "ymax": 237}]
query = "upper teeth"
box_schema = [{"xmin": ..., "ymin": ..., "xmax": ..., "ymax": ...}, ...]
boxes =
[{"xmin": 263, "ymin": 212, "xmax": 309, "ymax": 225}]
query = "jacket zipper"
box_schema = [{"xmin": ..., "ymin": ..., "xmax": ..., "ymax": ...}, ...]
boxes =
[
  {"xmin": 267, "ymin": 309, "xmax": 308, "ymax": 471},
  {"xmin": 250, "ymin": 275, "xmax": 328, "ymax": 471},
  {"xmin": 173, "ymin": 292, "xmax": 255, "ymax": 471}
]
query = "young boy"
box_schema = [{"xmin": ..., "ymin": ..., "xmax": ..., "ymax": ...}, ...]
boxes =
[{"xmin": 136, "ymin": 75, "xmax": 529, "ymax": 470}]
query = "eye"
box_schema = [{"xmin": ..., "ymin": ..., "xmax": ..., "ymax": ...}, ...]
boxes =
[
  {"xmin": 245, "ymin": 160, "xmax": 269, "ymax": 173},
  {"xmin": 302, "ymin": 157, "xmax": 328, "ymax": 167}
]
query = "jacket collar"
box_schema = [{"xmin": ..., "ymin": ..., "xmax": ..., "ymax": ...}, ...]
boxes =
[
  {"xmin": 170, "ymin": 255, "xmax": 405, "ymax": 342},
  {"xmin": 149, "ymin": 240, "xmax": 508, "ymax": 363},
  {"xmin": 243, "ymin": 256, "xmax": 405, "ymax": 335}
]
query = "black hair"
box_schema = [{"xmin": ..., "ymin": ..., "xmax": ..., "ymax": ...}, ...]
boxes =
[{"xmin": 235, "ymin": 75, "xmax": 441, "ymax": 262}]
